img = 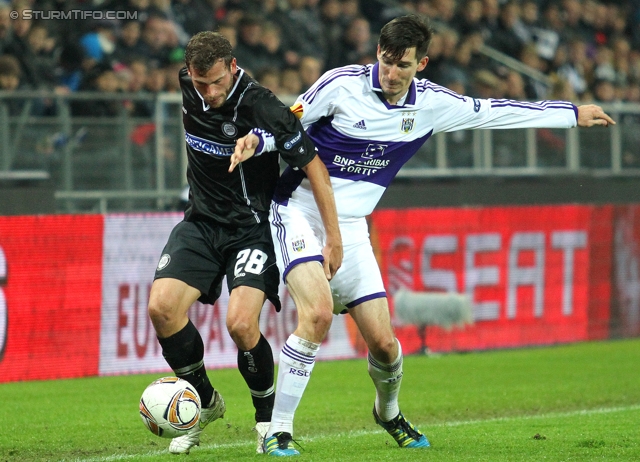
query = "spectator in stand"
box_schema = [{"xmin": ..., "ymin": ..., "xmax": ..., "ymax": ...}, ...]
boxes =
[
  {"xmin": 260, "ymin": 21, "xmax": 287, "ymax": 71},
  {"xmin": 127, "ymin": 58, "xmax": 148, "ymax": 93},
  {"xmin": 557, "ymin": 38, "xmax": 592, "ymax": 98},
  {"xmin": 163, "ymin": 49, "xmax": 186, "ymax": 93},
  {"xmin": 329, "ymin": 15, "xmax": 377, "ymax": 69},
  {"xmin": 341, "ymin": 0, "xmax": 362, "ymax": 24},
  {"xmin": 629, "ymin": 49, "xmax": 640, "ymax": 83},
  {"xmin": 126, "ymin": 57, "xmax": 155, "ymax": 117},
  {"xmin": 593, "ymin": 44, "xmax": 617, "ymax": 84},
  {"xmin": 481, "ymin": 0, "xmax": 501, "ymax": 39},
  {"xmin": 437, "ymin": 34, "xmax": 474, "ymax": 92},
  {"xmin": 26, "ymin": 23, "xmax": 58, "ymax": 88},
  {"xmin": 0, "ymin": 54, "xmax": 20, "ymax": 90},
  {"xmin": 138, "ymin": 15, "xmax": 173, "ymax": 69},
  {"xmin": 612, "ymin": 37, "xmax": 632, "ymax": 85},
  {"xmin": 520, "ymin": 0, "xmax": 560, "ymax": 65},
  {"xmin": 3, "ymin": 2, "xmax": 39, "ymax": 88},
  {"xmin": 441, "ymin": 27, "xmax": 461, "ymax": 57},
  {"xmin": 431, "ymin": 0, "xmax": 458, "ymax": 23},
  {"xmin": 593, "ymin": 78, "xmax": 617, "ymax": 103},
  {"xmin": 145, "ymin": 64, "xmax": 167, "ymax": 93},
  {"xmin": 233, "ymin": 14, "xmax": 272, "ymax": 76},
  {"xmin": 112, "ymin": 20, "xmax": 145, "ymax": 65},
  {"xmin": 217, "ymin": 22, "xmax": 237, "ymax": 50},
  {"xmin": 541, "ymin": 3, "xmax": 566, "ymax": 42},
  {"xmin": 374, "ymin": 0, "xmax": 417, "ymax": 31},
  {"xmin": 562, "ymin": 0, "xmax": 594, "ymax": 43},
  {"xmin": 147, "ymin": 0, "xmax": 190, "ymax": 46},
  {"xmin": 72, "ymin": 63, "xmax": 123, "ymax": 117},
  {"xmin": 0, "ymin": 4, "xmax": 12, "ymax": 53},
  {"xmin": 255, "ymin": 66, "xmax": 282, "ymax": 94},
  {"xmin": 487, "ymin": 0, "xmax": 526, "ymax": 59},
  {"xmin": 519, "ymin": 0, "xmax": 539, "ymax": 41},
  {"xmin": 451, "ymin": 0, "xmax": 484, "ymax": 39},
  {"xmin": 298, "ymin": 55, "xmax": 323, "ymax": 92},
  {"xmin": 55, "ymin": 43, "xmax": 86, "ymax": 93},
  {"xmin": 319, "ymin": 0, "xmax": 344, "ymax": 69},
  {"xmin": 259, "ymin": 0, "xmax": 285, "ymax": 24},
  {"xmin": 111, "ymin": 0, "xmax": 155, "ymax": 25},
  {"xmin": 472, "ymin": 68, "xmax": 504, "ymax": 99},
  {"xmin": 0, "ymin": 54, "xmax": 27, "ymax": 115},
  {"xmin": 503, "ymin": 69, "xmax": 527, "ymax": 100},
  {"xmin": 418, "ymin": 30, "xmax": 443, "ymax": 81},
  {"xmin": 280, "ymin": 66, "xmax": 302, "ymax": 97},
  {"xmin": 277, "ymin": 0, "xmax": 326, "ymax": 67},
  {"xmin": 519, "ymin": 43, "xmax": 549, "ymax": 99},
  {"xmin": 79, "ymin": 21, "xmax": 117, "ymax": 70},
  {"xmin": 414, "ymin": 0, "xmax": 437, "ymax": 18},
  {"xmin": 171, "ymin": 0, "xmax": 216, "ymax": 39}
]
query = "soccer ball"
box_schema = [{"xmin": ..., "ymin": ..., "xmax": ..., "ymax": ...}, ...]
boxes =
[{"xmin": 139, "ymin": 377, "xmax": 201, "ymax": 438}]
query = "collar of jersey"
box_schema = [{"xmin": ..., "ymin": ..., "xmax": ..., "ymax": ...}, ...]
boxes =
[
  {"xmin": 194, "ymin": 67, "xmax": 245, "ymax": 112},
  {"xmin": 370, "ymin": 62, "xmax": 417, "ymax": 109}
]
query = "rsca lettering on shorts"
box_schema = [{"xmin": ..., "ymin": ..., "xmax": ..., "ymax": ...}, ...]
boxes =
[{"xmin": 284, "ymin": 131, "xmax": 302, "ymax": 149}]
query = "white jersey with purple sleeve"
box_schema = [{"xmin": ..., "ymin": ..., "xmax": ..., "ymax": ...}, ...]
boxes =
[{"xmin": 272, "ymin": 62, "xmax": 578, "ymax": 219}]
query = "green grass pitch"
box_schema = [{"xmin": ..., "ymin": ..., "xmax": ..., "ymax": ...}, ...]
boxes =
[{"xmin": 2, "ymin": 338, "xmax": 640, "ymax": 461}]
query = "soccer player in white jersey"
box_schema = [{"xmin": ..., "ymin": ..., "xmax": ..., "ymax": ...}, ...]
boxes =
[{"xmin": 230, "ymin": 14, "xmax": 615, "ymax": 456}]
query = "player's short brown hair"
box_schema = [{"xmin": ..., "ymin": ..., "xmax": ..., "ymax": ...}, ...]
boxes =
[
  {"xmin": 185, "ymin": 31, "xmax": 233, "ymax": 74},
  {"xmin": 378, "ymin": 14, "xmax": 433, "ymax": 63}
]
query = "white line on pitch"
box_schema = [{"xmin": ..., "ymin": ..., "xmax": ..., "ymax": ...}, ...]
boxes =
[{"xmin": 67, "ymin": 404, "xmax": 640, "ymax": 462}]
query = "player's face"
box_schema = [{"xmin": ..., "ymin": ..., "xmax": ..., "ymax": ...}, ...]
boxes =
[
  {"xmin": 377, "ymin": 46, "xmax": 428, "ymax": 105},
  {"xmin": 188, "ymin": 58, "xmax": 238, "ymax": 108}
]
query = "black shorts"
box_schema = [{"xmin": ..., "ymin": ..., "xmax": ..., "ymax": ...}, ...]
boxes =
[{"xmin": 154, "ymin": 219, "xmax": 281, "ymax": 310}]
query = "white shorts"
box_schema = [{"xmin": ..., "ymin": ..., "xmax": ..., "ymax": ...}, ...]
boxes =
[{"xmin": 270, "ymin": 202, "xmax": 386, "ymax": 311}]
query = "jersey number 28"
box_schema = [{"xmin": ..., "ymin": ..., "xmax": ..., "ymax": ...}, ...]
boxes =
[{"xmin": 234, "ymin": 248, "xmax": 267, "ymax": 277}]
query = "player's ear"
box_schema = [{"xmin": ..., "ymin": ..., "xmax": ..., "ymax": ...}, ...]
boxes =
[
  {"xmin": 417, "ymin": 56, "xmax": 429, "ymax": 72},
  {"xmin": 230, "ymin": 58, "xmax": 237, "ymax": 74}
]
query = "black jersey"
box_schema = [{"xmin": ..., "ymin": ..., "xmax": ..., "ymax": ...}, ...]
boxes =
[{"xmin": 180, "ymin": 66, "xmax": 316, "ymax": 227}]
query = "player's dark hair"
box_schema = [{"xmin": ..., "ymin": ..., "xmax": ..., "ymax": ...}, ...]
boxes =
[
  {"xmin": 185, "ymin": 31, "xmax": 233, "ymax": 74},
  {"xmin": 378, "ymin": 14, "xmax": 432, "ymax": 63}
]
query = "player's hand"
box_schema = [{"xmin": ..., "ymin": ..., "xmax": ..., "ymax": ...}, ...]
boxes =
[
  {"xmin": 577, "ymin": 104, "xmax": 616, "ymax": 127},
  {"xmin": 229, "ymin": 133, "xmax": 259, "ymax": 172},
  {"xmin": 321, "ymin": 237, "xmax": 343, "ymax": 280}
]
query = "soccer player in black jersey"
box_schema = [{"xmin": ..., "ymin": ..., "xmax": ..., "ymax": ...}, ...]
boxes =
[{"xmin": 147, "ymin": 31, "xmax": 342, "ymax": 455}]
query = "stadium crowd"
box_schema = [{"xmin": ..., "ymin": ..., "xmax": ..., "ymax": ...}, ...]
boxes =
[{"xmin": 1, "ymin": 0, "xmax": 640, "ymax": 114}]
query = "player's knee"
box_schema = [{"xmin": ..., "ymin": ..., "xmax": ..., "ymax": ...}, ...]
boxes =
[
  {"xmin": 148, "ymin": 297, "xmax": 168, "ymax": 322},
  {"xmin": 226, "ymin": 317, "xmax": 258, "ymax": 348},
  {"xmin": 369, "ymin": 336, "xmax": 398, "ymax": 363},
  {"xmin": 307, "ymin": 305, "xmax": 333, "ymax": 335},
  {"xmin": 147, "ymin": 297, "xmax": 175, "ymax": 332}
]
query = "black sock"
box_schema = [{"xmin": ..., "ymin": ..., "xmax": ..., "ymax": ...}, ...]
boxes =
[
  {"xmin": 237, "ymin": 334, "xmax": 275, "ymax": 422},
  {"xmin": 158, "ymin": 320, "xmax": 214, "ymax": 407}
]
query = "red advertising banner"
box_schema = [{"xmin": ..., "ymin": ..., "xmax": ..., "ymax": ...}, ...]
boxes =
[
  {"xmin": 0, "ymin": 215, "xmax": 103, "ymax": 381},
  {"xmin": 369, "ymin": 204, "xmax": 613, "ymax": 353},
  {"xmin": 611, "ymin": 205, "xmax": 640, "ymax": 337},
  {"xmin": 0, "ymin": 205, "xmax": 623, "ymax": 382}
]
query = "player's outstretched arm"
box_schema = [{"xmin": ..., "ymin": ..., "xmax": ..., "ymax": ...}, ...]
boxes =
[
  {"xmin": 576, "ymin": 104, "xmax": 616, "ymax": 128},
  {"xmin": 302, "ymin": 155, "xmax": 343, "ymax": 280},
  {"xmin": 229, "ymin": 133, "xmax": 259, "ymax": 172}
]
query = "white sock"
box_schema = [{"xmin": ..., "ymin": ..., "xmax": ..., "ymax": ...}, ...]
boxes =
[
  {"xmin": 368, "ymin": 339, "xmax": 403, "ymax": 422},
  {"xmin": 268, "ymin": 334, "xmax": 319, "ymax": 437}
]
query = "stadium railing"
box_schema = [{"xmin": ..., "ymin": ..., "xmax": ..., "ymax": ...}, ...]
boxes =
[{"xmin": 0, "ymin": 90, "xmax": 638, "ymax": 213}]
